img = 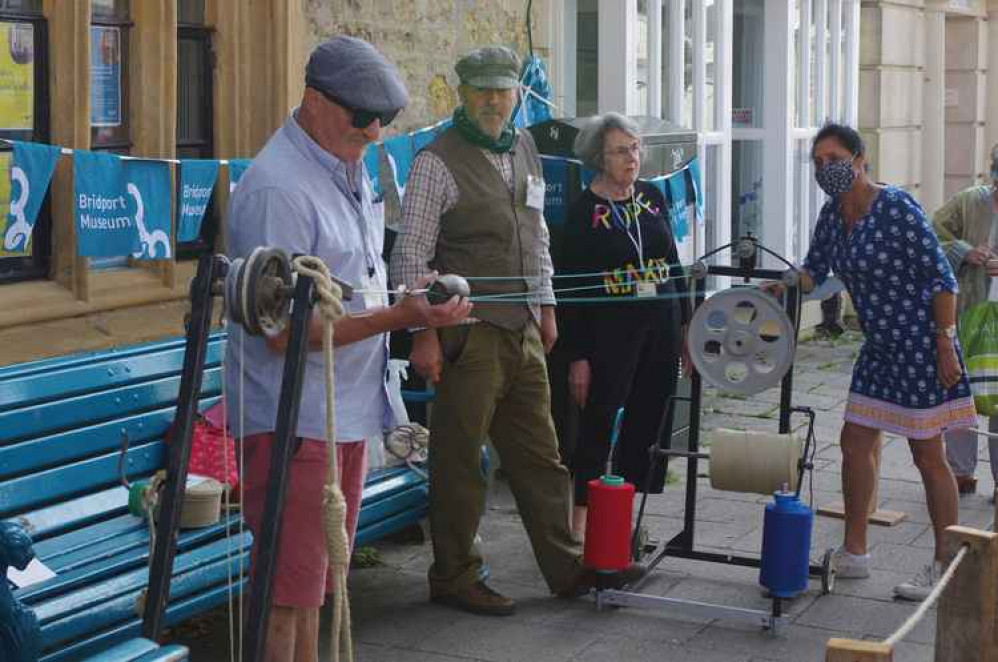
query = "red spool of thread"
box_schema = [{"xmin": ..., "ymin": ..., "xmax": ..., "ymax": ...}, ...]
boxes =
[{"xmin": 583, "ymin": 475, "xmax": 635, "ymax": 572}]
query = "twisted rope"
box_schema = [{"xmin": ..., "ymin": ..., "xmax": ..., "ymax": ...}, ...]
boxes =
[{"xmin": 292, "ymin": 256, "xmax": 352, "ymax": 662}]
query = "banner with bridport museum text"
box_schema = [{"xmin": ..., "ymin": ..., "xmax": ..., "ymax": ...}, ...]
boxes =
[{"xmin": 0, "ymin": 128, "xmax": 703, "ymax": 260}]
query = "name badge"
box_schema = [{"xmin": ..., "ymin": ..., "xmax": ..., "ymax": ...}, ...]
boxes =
[
  {"xmin": 636, "ymin": 281, "xmax": 657, "ymax": 298},
  {"xmin": 362, "ymin": 269, "xmax": 388, "ymax": 310},
  {"xmin": 526, "ymin": 174, "xmax": 546, "ymax": 211}
]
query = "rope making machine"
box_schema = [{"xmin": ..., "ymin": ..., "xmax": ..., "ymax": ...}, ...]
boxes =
[
  {"xmin": 138, "ymin": 247, "xmax": 471, "ymax": 662},
  {"xmin": 585, "ymin": 235, "xmax": 836, "ymax": 634},
  {"xmin": 136, "ymin": 248, "xmax": 309, "ymax": 662}
]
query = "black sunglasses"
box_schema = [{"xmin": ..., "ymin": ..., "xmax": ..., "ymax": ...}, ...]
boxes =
[{"xmin": 312, "ymin": 87, "xmax": 400, "ymax": 129}]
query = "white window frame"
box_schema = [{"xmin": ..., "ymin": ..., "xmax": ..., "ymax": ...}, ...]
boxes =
[{"xmin": 552, "ymin": 0, "xmax": 860, "ymax": 270}]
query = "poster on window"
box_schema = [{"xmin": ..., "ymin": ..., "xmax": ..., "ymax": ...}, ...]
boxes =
[
  {"xmin": 0, "ymin": 23, "xmax": 34, "ymax": 131},
  {"xmin": 90, "ymin": 26, "xmax": 121, "ymax": 127}
]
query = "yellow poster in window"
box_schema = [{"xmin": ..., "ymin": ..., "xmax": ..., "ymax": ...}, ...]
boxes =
[{"xmin": 0, "ymin": 23, "xmax": 34, "ymax": 131}]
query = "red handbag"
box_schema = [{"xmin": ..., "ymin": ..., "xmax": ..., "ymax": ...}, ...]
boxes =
[{"xmin": 175, "ymin": 401, "xmax": 239, "ymax": 496}]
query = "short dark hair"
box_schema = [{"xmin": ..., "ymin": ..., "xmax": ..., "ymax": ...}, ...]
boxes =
[{"xmin": 811, "ymin": 123, "xmax": 865, "ymax": 159}]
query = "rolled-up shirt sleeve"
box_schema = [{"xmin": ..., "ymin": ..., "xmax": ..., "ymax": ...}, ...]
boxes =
[{"xmin": 801, "ymin": 203, "xmax": 834, "ymax": 289}]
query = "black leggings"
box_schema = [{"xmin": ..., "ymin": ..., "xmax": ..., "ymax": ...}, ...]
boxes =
[{"xmin": 572, "ymin": 314, "xmax": 681, "ymax": 505}]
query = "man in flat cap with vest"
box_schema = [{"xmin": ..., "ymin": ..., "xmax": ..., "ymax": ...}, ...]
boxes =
[
  {"xmin": 226, "ymin": 36, "xmax": 470, "ymax": 661},
  {"xmin": 391, "ymin": 45, "xmax": 644, "ymax": 616}
]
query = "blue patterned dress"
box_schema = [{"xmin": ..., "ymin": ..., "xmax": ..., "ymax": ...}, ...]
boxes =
[{"xmin": 803, "ymin": 186, "xmax": 977, "ymax": 439}]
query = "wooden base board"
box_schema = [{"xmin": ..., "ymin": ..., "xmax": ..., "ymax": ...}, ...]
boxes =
[{"xmin": 817, "ymin": 501, "xmax": 907, "ymax": 526}]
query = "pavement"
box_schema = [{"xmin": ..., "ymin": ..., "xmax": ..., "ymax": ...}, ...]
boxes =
[{"xmin": 171, "ymin": 331, "xmax": 996, "ymax": 661}]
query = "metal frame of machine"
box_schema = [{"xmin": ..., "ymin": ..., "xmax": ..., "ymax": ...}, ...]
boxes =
[
  {"xmin": 594, "ymin": 236, "xmax": 835, "ymax": 633},
  {"xmin": 141, "ymin": 250, "xmax": 319, "ymax": 662}
]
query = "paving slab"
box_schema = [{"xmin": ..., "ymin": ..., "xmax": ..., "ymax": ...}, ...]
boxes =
[{"xmin": 169, "ymin": 335, "xmax": 993, "ymax": 661}]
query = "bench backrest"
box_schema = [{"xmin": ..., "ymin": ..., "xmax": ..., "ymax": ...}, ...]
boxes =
[{"xmin": 0, "ymin": 334, "xmax": 225, "ymax": 541}]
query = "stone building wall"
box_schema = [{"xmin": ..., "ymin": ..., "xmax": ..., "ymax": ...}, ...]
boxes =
[{"xmin": 305, "ymin": 0, "xmax": 549, "ymax": 133}]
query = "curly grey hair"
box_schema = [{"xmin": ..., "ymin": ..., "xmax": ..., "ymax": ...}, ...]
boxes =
[{"xmin": 573, "ymin": 112, "xmax": 641, "ymax": 173}]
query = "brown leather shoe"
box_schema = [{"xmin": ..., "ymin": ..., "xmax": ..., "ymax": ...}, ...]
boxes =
[
  {"xmin": 956, "ymin": 475, "xmax": 977, "ymax": 495},
  {"xmin": 431, "ymin": 581, "xmax": 516, "ymax": 616},
  {"xmin": 557, "ymin": 563, "xmax": 648, "ymax": 598}
]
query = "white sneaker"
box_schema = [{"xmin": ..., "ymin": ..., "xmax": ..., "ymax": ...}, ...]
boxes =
[
  {"xmin": 831, "ymin": 546, "xmax": 871, "ymax": 579},
  {"xmin": 894, "ymin": 563, "xmax": 940, "ymax": 602}
]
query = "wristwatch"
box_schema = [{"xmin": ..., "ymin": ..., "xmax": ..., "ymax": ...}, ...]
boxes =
[{"xmin": 936, "ymin": 325, "xmax": 957, "ymax": 340}]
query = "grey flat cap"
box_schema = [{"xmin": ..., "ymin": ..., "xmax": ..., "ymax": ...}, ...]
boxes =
[
  {"xmin": 305, "ymin": 36, "xmax": 409, "ymax": 112},
  {"xmin": 455, "ymin": 46, "xmax": 522, "ymax": 89}
]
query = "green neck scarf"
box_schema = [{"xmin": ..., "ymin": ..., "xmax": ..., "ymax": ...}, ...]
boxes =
[{"xmin": 453, "ymin": 106, "xmax": 516, "ymax": 154}]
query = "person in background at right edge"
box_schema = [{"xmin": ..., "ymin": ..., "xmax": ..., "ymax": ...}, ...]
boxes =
[{"xmin": 934, "ymin": 144, "xmax": 998, "ymax": 496}]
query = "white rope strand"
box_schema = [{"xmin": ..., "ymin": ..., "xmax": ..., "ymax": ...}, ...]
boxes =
[
  {"xmin": 884, "ymin": 545, "xmax": 968, "ymax": 647},
  {"xmin": 292, "ymin": 256, "xmax": 352, "ymax": 662}
]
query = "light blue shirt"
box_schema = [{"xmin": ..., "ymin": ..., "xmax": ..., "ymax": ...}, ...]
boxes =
[{"xmin": 224, "ymin": 112, "xmax": 393, "ymax": 443}]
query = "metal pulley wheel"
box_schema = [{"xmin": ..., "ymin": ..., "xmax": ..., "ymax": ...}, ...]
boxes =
[
  {"xmin": 687, "ymin": 288, "xmax": 796, "ymax": 395},
  {"xmin": 223, "ymin": 247, "xmax": 294, "ymax": 336}
]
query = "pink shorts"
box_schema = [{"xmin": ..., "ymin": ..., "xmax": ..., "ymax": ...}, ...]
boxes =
[{"xmin": 240, "ymin": 433, "xmax": 368, "ymax": 608}]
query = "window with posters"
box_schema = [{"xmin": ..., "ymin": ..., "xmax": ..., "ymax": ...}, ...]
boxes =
[
  {"xmin": 0, "ymin": 1, "xmax": 50, "ymax": 284},
  {"xmin": 90, "ymin": 0, "xmax": 130, "ymax": 269},
  {"xmin": 90, "ymin": 0, "xmax": 129, "ymax": 152}
]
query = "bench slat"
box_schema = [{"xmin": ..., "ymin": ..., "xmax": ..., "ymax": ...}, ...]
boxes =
[
  {"xmin": 0, "ymin": 340, "xmax": 223, "ymax": 412},
  {"xmin": 33, "ymin": 514, "xmax": 145, "ymax": 562},
  {"xmin": 10, "ymin": 486, "xmax": 129, "ymax": 542},
  {"xmin": 0, "ymin": 369, "xmax": 222, "ymax": 445},
  {"xmin": 34, "ymin": 532, "xmax": 251, "ymax": 626},
  {"xmin": 0, "ymin": 334, "xmax": 223, "ymax": 380},
  {"xmin": 0, "ymin": 444, "xmax": 165, "ymax": 518},
  {"xmin": 357, "ymin": 484, "xmax": 428, "ymax": 529},
  {"xmin": 0, "ymin": 396, "xmax": 221, "ymax": 481},
  {"xmin": 41, "ymin": 580, "xmax": 243, "ymax": 662},
  {"xmin": 356, "ymin": 505, "xmax": 428, "ymax": 547},
  {"xmin": 76, "ymin": 637, "xmax": 161, "ymax": 662},
  {"xmin": 21, "ymin": 516, "xmax": 244, "ymax": 603},
  {"xmin": 129, "ymin": 645, "xmax": 189, "ymax": 662}
]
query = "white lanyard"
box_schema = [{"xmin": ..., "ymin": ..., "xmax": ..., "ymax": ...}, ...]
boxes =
[{"xmin": 610, "ymin": 194, "xmax": 644, "ymax": 271}]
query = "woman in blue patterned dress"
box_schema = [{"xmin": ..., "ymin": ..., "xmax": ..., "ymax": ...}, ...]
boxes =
[{"xmin": 791, "ymin": 125, "xmax": 976, "ymax": 601}]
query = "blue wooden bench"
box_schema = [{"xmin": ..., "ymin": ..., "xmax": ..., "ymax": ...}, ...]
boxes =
[{"xmin": 0, "ymin": 333, "xmax": 429, "ymax": 661}]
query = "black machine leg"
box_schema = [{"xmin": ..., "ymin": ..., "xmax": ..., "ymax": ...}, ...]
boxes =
[
  {"xmin": 142, "ymin": 254, "xmax": 222, "ymax": 640},
  {"xmin": 242, "ymin": 273, "xmax": 315, "ymax": 662}
]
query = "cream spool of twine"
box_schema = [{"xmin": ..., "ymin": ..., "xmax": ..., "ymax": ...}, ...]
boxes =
[
  {"xmin": 708, "ymin": 428, "xmax": 800, "ymax": 495},
  {"xmin": 179, "ymin": 476, "xmax": 225, "ymax": 529}
]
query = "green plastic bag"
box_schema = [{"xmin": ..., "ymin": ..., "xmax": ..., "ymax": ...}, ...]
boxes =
[{"xmin": 959, "ymin": 297, "xmax": 998, "ymax": 417}]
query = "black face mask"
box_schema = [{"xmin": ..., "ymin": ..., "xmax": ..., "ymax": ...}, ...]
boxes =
[{"xmin": 815, "ymin": 159, "xmax": 855, "ymax": 197}]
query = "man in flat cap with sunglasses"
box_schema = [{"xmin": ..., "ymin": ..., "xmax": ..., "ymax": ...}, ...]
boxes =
[
  {"xmin": 225, "ymin": 36, "xmax": 470, "ymax": 662},
  {"xmin": 391, "ymin": 45, "xmax": 645, "ymax": 617}
]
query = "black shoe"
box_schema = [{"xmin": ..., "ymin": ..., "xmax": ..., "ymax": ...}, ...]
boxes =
[
  {"xmin": 557, "ymin": 563, "xmax": 648, "ymax": 598},
  {"xmin": 431, "ymin": 581, "xmax": 516, "ymax": 616}
]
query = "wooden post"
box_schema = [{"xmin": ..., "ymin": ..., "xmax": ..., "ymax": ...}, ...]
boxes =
[
  {"xmin": 825, "ymin": 639, "xmax": 893, "ymax": 662},
  {"xmin": 935, "ymin": 526, "xmax": 998, "ymax": 662}
]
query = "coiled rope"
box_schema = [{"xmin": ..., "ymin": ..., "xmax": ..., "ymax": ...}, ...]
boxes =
[{"xmin": 292, "ymin": 256, "xmax": 353, "ymax": 662}]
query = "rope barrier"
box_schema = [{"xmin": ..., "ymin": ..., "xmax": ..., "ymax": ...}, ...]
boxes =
[
  {"xmin": 883, "ymin": 545, "xmax": 968, "ymax": 647},
  {"xmin": 292, "ymin": 255, "xmax": 353, "ymax": 662}
]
